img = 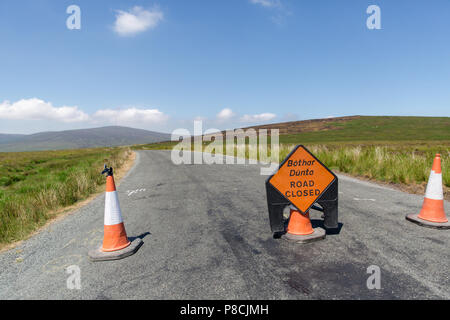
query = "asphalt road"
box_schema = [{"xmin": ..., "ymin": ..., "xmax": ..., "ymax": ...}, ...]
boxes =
[{"xmin": 0, "ymin": 150, "xmax": 449, "ymax": 299}]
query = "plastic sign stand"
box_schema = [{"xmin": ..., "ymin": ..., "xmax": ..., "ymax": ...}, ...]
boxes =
[{"xmin": 265, "ymin": 145, "xmax": 339, "ymax": 237}]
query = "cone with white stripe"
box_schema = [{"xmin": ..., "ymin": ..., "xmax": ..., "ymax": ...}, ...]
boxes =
[
  {"xmin": 89, "ymin": 165, "xmax": 143, "ymax": 261},
  {"xmin": 406, "ymin": 154, "xmax": 449, "ymax": 229},
  {"xmin": 102, "ymin": 172, "xmax": 131, "ymax": 251}
]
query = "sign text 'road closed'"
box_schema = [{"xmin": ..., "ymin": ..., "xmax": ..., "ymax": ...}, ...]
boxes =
[{"xmin": 268, "ymin": 145, "xmax": 336, "ymax": 213}]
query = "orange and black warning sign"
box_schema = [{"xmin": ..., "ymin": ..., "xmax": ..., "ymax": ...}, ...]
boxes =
[{"xmin": 268, "ymin": 145, "xmax": 336, "ymax": 213}]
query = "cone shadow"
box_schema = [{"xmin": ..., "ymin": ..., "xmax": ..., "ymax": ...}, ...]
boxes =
[
  {"xmin": 129, "ymin": 231, "xmax": 151, "ymax": 242},
  {"xmin": 311, "ymin": 219, "xmax": 344, "ymax": 235}
]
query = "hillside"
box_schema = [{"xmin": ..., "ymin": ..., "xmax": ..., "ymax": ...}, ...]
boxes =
[
  {"xmin": 138, "ymin": 116, "xmax": 450, "ymax": 149},
  {"xmin": 0, "ymin": 134, "xmax": 26, "ymax": 144},
  {"xmin": 0, "ymin": 126, "xmax": 170, "ymax": 152},
  {"xmin": 244, "ymin": 116, "xmax": 450, "ymax": 144},
  {"xmin": 199, "ymin": 116, "xmax": 450, "ymax": 144}
]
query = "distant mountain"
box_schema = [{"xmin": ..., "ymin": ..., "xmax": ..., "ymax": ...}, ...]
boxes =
[
  {"xmin": 0, "ymin": 126, "xmax": 171, "ymax": 152},
  {"xmin": 0, "ymin": 134, "xmax": 26, "ymax": 144}
]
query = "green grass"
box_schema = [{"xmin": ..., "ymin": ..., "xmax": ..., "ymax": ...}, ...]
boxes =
[
  {"xmin": 280, "ymin": 116, "xmax": 450, "ymax": 144},
  {"xmin": 280, "ymin": 144, "xmax": 449, "ymax": 188},
  {"xmin": 278, "ymin": 117, "xmax": 449, "ymax": 189},
  {"xmin": 0, "ymin": 147, "xmax": 131, "ymax": 247}
]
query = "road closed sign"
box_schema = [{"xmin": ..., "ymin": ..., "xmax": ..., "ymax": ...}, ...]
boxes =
[{"xmin": 268, "ymin": 145, "xmax": 337, "ymax": 213}]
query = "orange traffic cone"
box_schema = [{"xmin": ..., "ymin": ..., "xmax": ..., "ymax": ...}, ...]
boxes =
[
  {"xmin": 282, "ymin": 205, "xmax": 326, "ymax": 243},
  {"xmin": 286, "ymin": 208, "xmax": 314, "ymax": 236},
  {"xmin": 89, "ymin": 165, "xmax": 143, "ymax": 261},
  {"xmin": 406, "ymin": 154, "xmax": 449, "ymax": 229},
  {"xmin": 102, "ymin": 173, "xmax": 131, "ymax": 251}
]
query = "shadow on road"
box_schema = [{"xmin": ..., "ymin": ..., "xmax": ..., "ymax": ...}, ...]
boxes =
[
  {"xmin": 129, "ymin": 232, "xmax": 151, "ymax": 242},
  {"xmin": 311, "ymin": 219, "xmax": 344, "ymax": 235}
]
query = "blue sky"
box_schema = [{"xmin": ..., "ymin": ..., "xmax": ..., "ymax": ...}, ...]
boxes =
[{"xmin": 0, "ymin": 0, "xmax": 449, "ymax": 134}]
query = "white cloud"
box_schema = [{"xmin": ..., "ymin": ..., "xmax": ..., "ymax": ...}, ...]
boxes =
[
  {"xmin": 240, "ymin": 113, "xmax": 277, "ymax": 123},
  {"xmin": 93, "ymin": 107, "xmax": 168, "ymax": 125},
  {"xmin": 216, "ymin": 108, "xmax": 235, "ymax": 121},
  {"xmin": 0, "ymin": 98, "xmax": 89, "ymax": 123},
  {"xmin": 250, "ymin": 0, "xmax": 281, "ymax": 8},
  {"xmin": 0, "ymin": 98, "xmax": 171, "ymax": 132},
  {"xmin": 114, "ymin": 6, "xmax": 163, "ymax": 37}
]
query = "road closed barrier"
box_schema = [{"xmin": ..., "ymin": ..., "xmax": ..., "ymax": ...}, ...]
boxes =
[
  {"xmin": 88, "ymin": 165, "xmax": 143, "ymax": 261},
  {"xmin": 265, "ymin": 145, "xmax": 339, "ymax": 243}
]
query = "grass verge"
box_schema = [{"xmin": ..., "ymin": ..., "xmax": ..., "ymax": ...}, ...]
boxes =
[
  {"xmin": 280, "ymin": 144, "xmax": 450, "ymax": 199},
  {"xmin": 0, "ymin": 147, "xmax": 133, "ymax": 248}
]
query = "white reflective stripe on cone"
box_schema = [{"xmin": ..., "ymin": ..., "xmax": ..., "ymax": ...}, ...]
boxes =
[
  {"xmin": 104, "ymin": 191, "xmax": 124, "ymax": 226},
  {"xmin": 425, "ymin": 171, "xmax": 444, "ymax": 200}
]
